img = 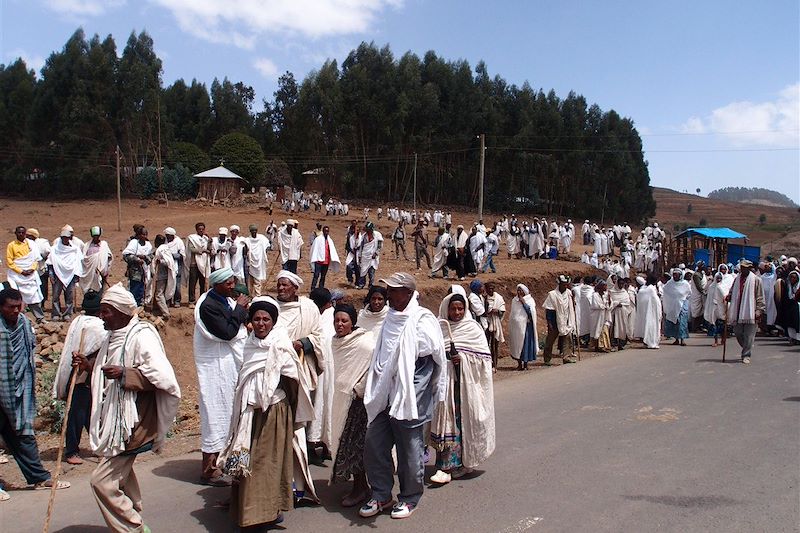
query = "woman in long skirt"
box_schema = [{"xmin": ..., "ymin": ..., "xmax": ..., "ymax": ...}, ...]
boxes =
[
  {"xmin": 218, "ymin": 300, "xmax": 299, "ymax": 531},
  {"xmin": 328, "ymin": 304, "xmax": 376, "ymax": 507},
  {"xmin": 508, "ymin": 284, "xmax": 538, "ymax": 370}
]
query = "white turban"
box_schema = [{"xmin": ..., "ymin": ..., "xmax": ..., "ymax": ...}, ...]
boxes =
[
  {"xmin": 229, "ymin": 225, "xmax": 240, "ymax": 232},
  {"xmin": 101, "ymin": 282, "xmax": 138, "ymax": 316},
  {"xmin": 277, "ymin": 270, "xmax": 304, "ymax": 287},
  {"xmin": 164, "ymin": 227, "xmax": 176, "ymax": 236}
]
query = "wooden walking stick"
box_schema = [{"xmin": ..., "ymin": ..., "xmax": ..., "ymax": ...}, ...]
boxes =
[
  {"xmin": 43, "ymin": 328, "xmax": 86, "ymax": 533},
  {"xmin": 722, "ymin": 302, "xmax": 729, "ymax": 362}
]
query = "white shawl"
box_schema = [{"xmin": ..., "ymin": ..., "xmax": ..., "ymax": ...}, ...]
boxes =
[
  {"xmin": 217, "ymin": 327, "xmax": 297, "ymax": 477},
  {"xmin": 485, "ymin": 291, "xmax": 506, "ymax": 342},
  {"xmin": 634, "ymin": 285, "xmax": 662, "ymax": 348},
  {"xmin": 309, "ymin": 235, "xmax": 341, "ymax": 272},
  {"xmin": 90, "ymin": 317, "xmax": 181, "ymax": 457},
  {"xmin": 543, "ymin": 288, "xmax": 576, "ymax": 336},
  {"xmin": 245, "ymin": 234, "xmax": 271, "ymax": 280},
  {"xmin": 6, "ymin": 245, "xmax": 42, "ymax": 304},
  {"xmin": 508, "ymin": 291, "xmax": 537, "ymax": 360},
  {"xmin": 662, "ymin": 279, "xmax": 691, "ymax": 323},
  {"xmin": 364, "ymin": 295, "xmax": 447, "ymax": 424},
  {"xmin": 50, "ymin": 239, "xmax": 84, "ymax": 286},
  {"xmin": 327, "ymin": 327, "xmax": 375, "ymax": 482},
  {"xmin": 154, "ymin": 244, "xmax": 177, "ymax": 300},
  {"xmin": 80, "ymin": 241, "xmax": 112, "ymax": 293},
  {"xmin": 186, "ymin": 234, "xmax": 211, "ymax": 280},
  {"xmin": 357, "ymin": 305, "xmax": 388, "ymax": 336},
  {"xmin": 589, "ymin": 291, "xmax": 611, "ymax": 339},
  {"xmin": 193, "ymin": 291, "xmax": 247, "ymax": 452},
  {"xmin": 52, "ymin": 315, "xmax": 107, "ymax": 400},
  {"xmin": 728, "ymin": 273, "xmax": 758, "ymax": 325},
  {"xmin": 279, "ymin": 228, "xmax": 303, "ymax": 263},
  {"xmin": 433, "ymin": 296, "xmax": 495, "ymax": 469}
]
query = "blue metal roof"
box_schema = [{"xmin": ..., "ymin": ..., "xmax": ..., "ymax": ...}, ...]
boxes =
[{"xmin": 677, "ymin": 227, "xmax": 747, "ymax": 239}]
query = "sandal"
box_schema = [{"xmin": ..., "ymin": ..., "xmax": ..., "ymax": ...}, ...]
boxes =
[{"xmin": 33, "ymin": 479, "xmax": 71, "ymax": 490}]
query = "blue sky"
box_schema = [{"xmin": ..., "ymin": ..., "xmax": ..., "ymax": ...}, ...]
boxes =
[{"xmin": 2, "ymin": 0, "xmax": 798, "ymax": 202}]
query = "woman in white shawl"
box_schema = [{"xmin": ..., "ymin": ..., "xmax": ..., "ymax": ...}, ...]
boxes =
[
  {"xmin": 703, "ymin": 272, "xmax": 728, "ymax": 346},
  {"xmin": 356, "ymin": 286, "xmax": 388, "ymax": 335},
  {"xmin": 218, "ymin": 300, "xmax": 301, "ymax": 530},
  {"xmin": 508, "ymin": 284, "xmax": 538, "ymax": 370},
  {"xmin": 430, "ymin": 293, "xmax": 495, "ymax": 484},
  {"xmin": 484, "ymin": 282, "xmax": 505, "ymax": 371},
  {"xmin": 634, "ymin": 275, "xmax": 662, "ymax": 349},
  {"xmin": 662, "ymin": 268, "xmax": 691, "ymax": 346},
  {"xmin": 327, "ymin": 304, "xmax": 375, "ymax": 507}
]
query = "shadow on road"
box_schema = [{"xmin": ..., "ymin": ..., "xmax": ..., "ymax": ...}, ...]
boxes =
[
  {"xmin": 695, "ymin": 359, "xmax": 738, "ymax": 363},
  {"xmin": 622, "ymin": 494, "xmax": 740, "ymax": 508},
  {"xmin": 783, "ymin": 397, "xmax": 800, "ymax": 402},
  {"xmin": 151, "ymin": 458, "xmax": 200, "ymax": 484}
]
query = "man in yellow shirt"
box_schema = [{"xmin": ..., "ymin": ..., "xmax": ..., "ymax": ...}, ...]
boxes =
[{"xmin": 5, "ymin": 226, "xmax": 45, "ymax": 322}]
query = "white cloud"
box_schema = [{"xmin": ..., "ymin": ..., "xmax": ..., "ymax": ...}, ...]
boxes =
[
  {"xmin": 148, "ymin": 0, "xmax": 403, "ymax": 49},
  {"xmin": 253, "ymin": 57, "xmax": 278, "ymax": 78},
  {"xmin": 5, "ymin": 49, "xmax": 46, "ymax": 74},
  {"xmin": 680, "ymin": 83, "xmax": 800, "ymax": 147},
  {"xmin": 45, "ymin": 0, "xmax": 126, "ymax": 16}
]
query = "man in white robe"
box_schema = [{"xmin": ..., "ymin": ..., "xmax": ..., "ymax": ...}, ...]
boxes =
[
  {"xmin": 760, "ymin": 262, "xmax": 778, "ymax": 329},
  {"xmin": 279, "ymin": 219, "xmax": 304, "ymax": 274},
  {"xmin": 357, "ymin": 223, "xmax": 383, "ymax": 289},
  {"xmin": 589, "ymin": 281, "xmax": 612, "ymax": 352},
  {"xmin": 310, "ymin": 225, "xmax": 341, "ymax": 290},
  {"xmin": 430, "ymin": 227, "xmax": 451, "ymax": 278},
  {"xmin": 152, "ymin": 236, "xmax": 177, "ymax": 317},
  {"xmin": 635, "ymin": 276, "xmax": 663, "ymax": 348},
  {"xmin": 193, "ymin": 267, "xmax": 248, "ymax": 485},
  {"xmin": 186, "ymin": 223, "xmax": 211, "ymax": 306},
  {"xmin": 726, "ymin": 260, "xmax": 765, "ymax": 364},
  {"xmin": 228, "ymin": 225, "xmax": 246, "ymax": 285},
  {"xmin": 244, "ymin": 224, "xmax": 271, "ymax": 297},
  {"xmin": 164, "ymin": 227, "xmax": 186, "ymax": 307},
  {"xmin": 528, "ymin": 219, "xmax": 544, "ymax": 258},
  {"xmin": 361, "ymin": 273, "xmax": 446, "ymax": 519},
  {"xmin": 210, "ymin": 227, "xmax": 232, "ymax": 271},
  {"xmin": 609, "ymin": 278, "xmax": 634, "ymax": 349},
  {"xmin": 542, "ymin": 275, "xmax": 578, "ymax": 364},
  {"xmin": 78, "ymin": 283, "xmax": 180, "ymax": 532},
  {"xmin": 7, "ymin": 226, "xmax": 45, "ymax": 321},
  {"xmin": 80, "ymin": 226, "xmax": 112, "ymax": 294},
  {"xmin": 48, "ymin": 229, "xmax": 84, "ymax": 321}
]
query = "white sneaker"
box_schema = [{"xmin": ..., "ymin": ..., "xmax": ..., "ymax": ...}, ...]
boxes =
[
  {"xmin": 429, "ymin": 470, "xmax": 451, "ymax": 484},
  {"xmin": 742, "ymin": 356, "xmax": 751, "ymax": 364},
  {"xmin": 359, "ymin": 498, "xmax": 394, "ymax": 518},
  {"xmin": 390, "ymin": 501, "xmax": 416, "ymax": 519}
]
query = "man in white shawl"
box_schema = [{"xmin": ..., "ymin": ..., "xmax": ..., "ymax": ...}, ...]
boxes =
[
  {"xmin": 726, "ymin": 259, "xmax": 765, "ymax": 364},
  {"xmin": 484, "ymin": 282, "xmax": 505, "ymax": 371},
  {"xmin": 528, "ymin": 219, "xmax": 544, "ymax": 258},
  {"xmin": 186, "ymin": 222, "xmax": 211, "ymax": 306},
  {"xmin": 48, "ymin": 228, "xmax": 84, "ymax": 321},
  {"xmin": 361, "ymin": 273, "xmax": 446, "ymax": 520},
  {"xmin": 164, "ymin": 227, "xmax": 185, "ymax": 307},
  {"xmin": 211, "ymin": 227, "xmax": 232, "ymax": 271},
  {"xmin": 279, "ymin": 219, "xmax": 304, "ymax": 274},
  {"xmin": 310, "ymin": 225, "xmax": 341, "ymax": 290},
  {"xmin": 429, "ymin": 291, "xmax": 495, "ymax": 485},
  {"xmin": 227, "ymin": 225, "xmax": 246, "ymax": 286},
  {"xmin": 689, "ymin": 263, "xmax": 707, "ymax": 330},
  {"xmin": 357, "ymin": 222, "xmax": 383, "ymax": 289},
  {"xmin": 634, "ymin": 275, "xmax": 663, "ymax": 348},
  {"xmin": 194, "ymin": 267, "xmax": 248, "ymax": 485},
  {"xmin": 152, "ymin": 234, "xmax": 177, "ymax": 317},
  {"xmin": 80, "ymin": 226, "xmax": 112, "ymax": 294},
  {"xmin": 275, "ymin": 270, "xmax": 323, "ymax": 504},
  {"xmin": 52, "ymin": 290, "xmax": 106, "ymax": 465},
  {"xmin": 430, "ymin": 227, "xmax": 451, "ymax": 278},
  {"xmin": 6, "ymin": 226, "xmax": 45, "ymax": 322},
  {"xmin": 542, "ymin": 275, "xmax": 578, "ymax": 364},
  {"xmin": 244, "ymin": 224, "xmax": 271, "ymax": 297},
  {"xmin": 760, "ymin": 262, "xmax": 778, "ymax": 330},
  {"xmin": 577, "ymin": 277, "xmax": 595, "ymax": 345},
  {"xmin": 122, "ymin": 228, "xmax": 153, "ymax": 307},
  {"xmin": 75, "ymin": 283, "xmax": 180, "ymax": 532}
]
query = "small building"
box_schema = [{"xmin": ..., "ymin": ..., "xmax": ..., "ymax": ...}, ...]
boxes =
[
  {"xmin": 671, "ymin": 227, "xmax": 759, "ymax": 267},
  {"xmin": 194, "ymin": 165, "xmax": 245, "ymax": 200}
]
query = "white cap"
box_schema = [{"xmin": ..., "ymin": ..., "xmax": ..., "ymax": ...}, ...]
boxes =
[{"xmin": 218, "ymin": 227, "xmax": 228, "ymax": 235}]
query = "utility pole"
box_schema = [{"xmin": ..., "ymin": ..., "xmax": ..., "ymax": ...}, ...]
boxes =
[
  {"xmin": 600, "ymin": 181, "xmax": 608, "ymax": 226},
  {"xmin": 157, "ymin": 93, "xmax": 163, "ymax": 192},
  {"xmin": 412, "ymin": 153, "xmax": 417, "ymax": 216},
  {"xmin": 478, "ymin": 133, "xmax": 485, "ymax": 221},
  {"xmin": 116, "ymin": 145, "xmax": 122, "ymax": 231}
]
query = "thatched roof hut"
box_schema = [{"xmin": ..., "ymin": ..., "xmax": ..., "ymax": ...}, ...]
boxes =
[{"xmin": 194, "ymin": 165, "xmax": 244, "ymax": 200}]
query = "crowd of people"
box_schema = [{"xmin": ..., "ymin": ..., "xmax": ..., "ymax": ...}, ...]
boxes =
[{"xmin": 0, "ymin": 207, "xmax": 798, "ymax": 530}]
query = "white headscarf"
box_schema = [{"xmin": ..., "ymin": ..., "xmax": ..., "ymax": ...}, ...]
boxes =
[
  {"xmin": 101, "ymin": 282, "xmax": 138, "ymax": 316},
  {"xmin": 277, "ymin": 269, "xmax": 304, "ymax": 287}
]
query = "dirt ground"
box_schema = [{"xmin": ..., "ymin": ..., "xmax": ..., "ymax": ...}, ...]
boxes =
[{"xmin": 0, "ymin": 196, "xmax": 608, "ymax": 488}]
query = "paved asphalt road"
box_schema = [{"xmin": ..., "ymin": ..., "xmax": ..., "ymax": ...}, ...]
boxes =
[{"xmin": 5, "ymin": 335, "xmax": 799, "ymax": 532}]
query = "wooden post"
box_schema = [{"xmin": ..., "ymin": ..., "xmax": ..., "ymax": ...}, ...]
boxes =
[{"xmin": 116, "ymin": 145, "xmax": 122, "ymax": 231}]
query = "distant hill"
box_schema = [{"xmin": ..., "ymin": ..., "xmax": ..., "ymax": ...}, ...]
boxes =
[
  {"xmin": 707, "ymin": 187, "xmax": 798, "ymax": 208},
  {"xmin": 651, "ymin": 187, "xmax": 800, "ymax": 245}
]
